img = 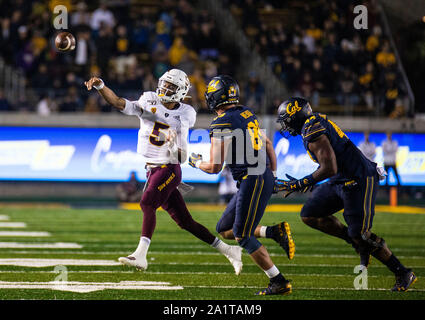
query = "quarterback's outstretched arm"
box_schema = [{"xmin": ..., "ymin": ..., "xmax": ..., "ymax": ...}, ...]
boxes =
[{"xmin": 85, "ymin": 77, "xmax": 126, "ymax": 110}]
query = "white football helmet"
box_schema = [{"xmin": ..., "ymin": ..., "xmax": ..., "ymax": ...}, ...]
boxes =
[{"xmin": 156, "ymin": 69, "xmax": 191, "ymax": 104}]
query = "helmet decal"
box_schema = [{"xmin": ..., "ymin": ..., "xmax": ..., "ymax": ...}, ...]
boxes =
[
  {"xmin": 207, "ymin": 80, "xmax": 220, "ymax": 93},
  {"xmin": 228, "ymin": 86, "xmax": 237, "ymax": 97}
]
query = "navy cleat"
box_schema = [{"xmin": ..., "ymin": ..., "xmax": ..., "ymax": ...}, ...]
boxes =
[
  {"xmin": 271, "ymin": 222, "xmax": 295, "ymax": 260},
  {"xmin": 255, "ymin": 279, "xmax": 292, "ymax": 296},
  {"xmin": 392, "ymin": 269, "xmax": 417, "ymax": 292}
]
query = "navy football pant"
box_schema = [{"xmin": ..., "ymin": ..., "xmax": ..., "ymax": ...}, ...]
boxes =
[
  {"xmin": 216, "ymin": 168, "xmax": 274, "ymax": 238},
  {"xmin": 301, "ymin": 174, "xmax": 379, "ymax": 238}
]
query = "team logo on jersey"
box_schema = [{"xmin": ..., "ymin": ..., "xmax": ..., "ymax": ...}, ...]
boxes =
[
  {"xmin": 151, "ymin": 107, "xmax": 157, "ymax": 114},
  {"xmin": 286, "ymin": 100, "xmax": 301, "ymax": 116},
  {"xmin": 165, "ymin": 113, "xmax": 169, "ymax": 117},
  {"xmin": 207, "ymin": 80, "xmax": 220, "ymax": 93}
]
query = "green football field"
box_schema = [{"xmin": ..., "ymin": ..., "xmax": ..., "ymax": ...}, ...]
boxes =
[{"xmin": 0, "ymin": 203, "xmax": 424, "ymax": 300}]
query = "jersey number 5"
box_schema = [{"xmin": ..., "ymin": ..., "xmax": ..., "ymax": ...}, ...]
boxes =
[{"xmin": 149, "ymin": 121, "xmax": 170, "ymax": 146}]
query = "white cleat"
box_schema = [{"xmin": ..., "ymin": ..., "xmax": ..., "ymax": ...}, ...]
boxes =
[
  {"xmin": 118, "ymin": 256, "xmax": 148, "ymax": 271},
  {"xmin": 224, "ymin": 246, "xmax": 243, "ymax": 275}
]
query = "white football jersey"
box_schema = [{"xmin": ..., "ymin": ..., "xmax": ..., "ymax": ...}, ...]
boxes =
[{"xmin": 121, "ymin": 91, "xmax": 197, "ymax": 164}]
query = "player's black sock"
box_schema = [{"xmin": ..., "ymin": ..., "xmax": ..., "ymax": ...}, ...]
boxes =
[
  {"xmin": 270, "ymin": 273, "xmax": 286, "ymax": 283},
  {"xmin": 384, "ymin": 254, "xmax": 409, "ymax": 275},
  {"xmin": 265, "ymin": 226, "xmax": 274, "ymax": 238}
]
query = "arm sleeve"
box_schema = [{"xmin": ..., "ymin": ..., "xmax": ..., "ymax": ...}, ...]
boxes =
[{"xmin": 121, "ymin": 99, "xmax": 143, "ymax": 116}]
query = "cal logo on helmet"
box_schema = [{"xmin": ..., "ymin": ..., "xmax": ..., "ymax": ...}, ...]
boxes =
[
  {"xmin": 207, "ymin": 80, "xmax": 220, "ymax": 93},
  {"xmin": 286, "ymin": 100, "xmax": 301, "ymax": 116}
]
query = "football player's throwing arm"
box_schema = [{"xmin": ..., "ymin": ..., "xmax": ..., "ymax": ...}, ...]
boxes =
[{"xmin": 84, "ymin": 77, "xmax": 126, "ymax": 110}]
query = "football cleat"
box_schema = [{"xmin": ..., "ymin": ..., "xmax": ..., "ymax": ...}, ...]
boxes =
[
  {"xmin": 271, "ymin": 221, "xmax": 295, "ymax": 259},
  {"xmin": 255, "ymin": 279, "xmax": 292, "ymax": 296},
  {"xmin": 224, "ymin": 245, "xmax": 243, "ymax": 275},
  {"xmin": 391, "ymin": 269, "xmax": 417, "ymax": 292},
  {"xmin": 118, "ymin": 255, "xmax": 148, "ymax": 271}
]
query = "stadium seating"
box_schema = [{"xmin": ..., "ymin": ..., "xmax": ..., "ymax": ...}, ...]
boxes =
[{"xmin": 0, "ymin": 0, "xmax": 415, "ymax": 117}]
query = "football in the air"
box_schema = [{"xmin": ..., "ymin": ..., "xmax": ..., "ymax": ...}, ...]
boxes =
[{"xmin": 55, "ymin": 32, "xmax": 76, "ymax": 52}]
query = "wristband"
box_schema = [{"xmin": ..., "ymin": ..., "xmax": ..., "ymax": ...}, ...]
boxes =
[
  {"xmin": 93, "ymin": 79, "xmax": 105, "ymax": 90},
  {"xmin": 301, "ymin": 174, "xmax": 316, "ymax": 186},
  {"xmin": 272, "ymin": 170, "xmax": 277, "ymax": 178}
]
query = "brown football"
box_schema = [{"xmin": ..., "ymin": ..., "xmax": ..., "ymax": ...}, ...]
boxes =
[{"xmin": 55, "ymin": 32, "xmax": 76, "ymax": 51}]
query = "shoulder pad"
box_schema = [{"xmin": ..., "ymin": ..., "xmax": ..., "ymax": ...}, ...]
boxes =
[
  {"xmin": 181, "ymin": 103, "xmax": 197, "ymax": 128},
  {"xmin": 209, "ymin": 112, "xmax": 233, "ymax": 138},
  {"xmin": 210, "ymin": 112, "xmax": 231, "ymax": 127},
  {"xmin": 138, "ymin": 91, "xmax": 158, "ymax": 105},
  {"xmin": 302, "ymin": 115, "xmax": 326, "ymax": 143}
]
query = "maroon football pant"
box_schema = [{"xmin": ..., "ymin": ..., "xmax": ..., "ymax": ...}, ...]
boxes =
[{"xmin": 140, "ymin": 163, "xmax": 215, "ymax": 244}]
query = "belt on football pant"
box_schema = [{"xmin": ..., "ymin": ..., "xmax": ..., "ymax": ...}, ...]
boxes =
[{"xmin": 145, "ymin": 163, "xmax": 169, "ymax": 171}]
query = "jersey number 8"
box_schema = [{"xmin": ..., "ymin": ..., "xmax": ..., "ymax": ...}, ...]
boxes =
[{"xmin": 247, "ymin": 119, "xmax": 263, "ymax": 151}]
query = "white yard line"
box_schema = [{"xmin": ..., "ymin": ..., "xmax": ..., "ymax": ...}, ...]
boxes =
[
  {"xmin": 0, "ymin": 281, "xmax": 183, "ymax": 293},
  {"xmin": 0, "ymin": 259, "xmax": 120, "ymax": 267},
  {"xmin": 0, "ymin": 242, "xmax": 82, "ymax": 249},
  {"xmin": 0, "ymin": 215, "xmax": 10, "ymax": 221},
  {"xmin": 3, "ymin": 250, "xmax": 423, "ymax": 260},
  {"xmin": 0, "ymin": 270, "xmax": 396, "ymax": 278},
  {"xmin": 0, "ymin": 231, "xmax": 50, "ymax": 237},
  {"xmin": 0, "ymin": 222, "xmax": 27, "ymax": 228},
  {"xmin": 0, "ymin": 280, "xmax": 422, "ymax": 293},
  {"xmin": 89, "ymin": 243, "xmax": 425, "ymax": 253}
]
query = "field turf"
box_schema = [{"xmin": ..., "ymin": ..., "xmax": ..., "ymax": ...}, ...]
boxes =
[{"xmin": 0, "ymin": 203, "xmax": 424, "ymax": 300}]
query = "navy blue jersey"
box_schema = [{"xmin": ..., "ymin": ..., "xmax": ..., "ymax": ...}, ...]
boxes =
[
  {"xmin": 301, "ymin": 113, "xmax": 377, "ymax": 181},
  {"xmin": 209, "ymin": 105, "xmax": 269, "ymax": 181}
]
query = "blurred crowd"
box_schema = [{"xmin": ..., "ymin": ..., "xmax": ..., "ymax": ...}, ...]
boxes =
[
  {"xmin": 0, "ymin": 0, "xmax": 411, "ymax": 117},
  {"xmin": 228, "ymin": 0, "xmax": 410, "ymax": 117},
  {"xmin": 0, "ymin": 0, "xmax": 237, "ymax": 114}
]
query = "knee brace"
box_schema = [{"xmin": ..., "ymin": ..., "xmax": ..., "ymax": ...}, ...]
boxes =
[
  {"xmin": 355, "ymin": 232, "xmax": 386, "ymax": 255},
  {"xmin": 237, "ymin": 236, "xmax": 262, "ymax": 254}
]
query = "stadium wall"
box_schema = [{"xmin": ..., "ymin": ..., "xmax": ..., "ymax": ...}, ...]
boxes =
[{"xmin": 1, "ymin": 114, "xmax": 424, "ymax": 202}]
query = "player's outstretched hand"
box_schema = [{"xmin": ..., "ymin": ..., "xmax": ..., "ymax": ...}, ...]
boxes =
[
  {"xmin": 188, "ymin": 153, "xmax": 203, "ymax": 168},
  {"xmin": 167, "ymin": 129, "xmax": 177, "ymax": 145},
  {"xmin": 273, "ymin": 178, "xmax": 290, "ymax": 195},
  {"xmin": 166, "ymin": 129, "xmax": 178, "ymax": 154},
  {"xmin": 275, "ymin": 174, "xmax": 314, "ymax": 198},
  {"xmin": 84, "ymin": 77, "xmax": 103, "ymax": 90}
]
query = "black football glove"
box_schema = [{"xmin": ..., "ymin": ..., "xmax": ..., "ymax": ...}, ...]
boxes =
[{"xmin": 275, "ymin": 174, "xmax": 316, "ymax": 198}]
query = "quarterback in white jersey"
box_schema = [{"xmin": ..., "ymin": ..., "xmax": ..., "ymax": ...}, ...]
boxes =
[
  {"xmin": 85, "ymin": 69, "xmax": 243, "ymax": 274},
  {"xmin": 122, "ymin": 90, "xmax": 196, "ymax": 164}
]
